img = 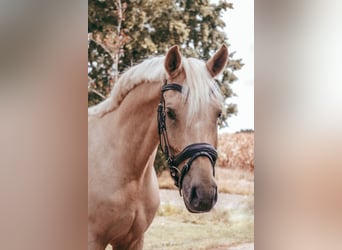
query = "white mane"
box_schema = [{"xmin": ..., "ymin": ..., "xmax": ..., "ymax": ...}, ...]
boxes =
[{"xmin": 88, "ymin": 56, "xmax": 223, "ymax": 119}]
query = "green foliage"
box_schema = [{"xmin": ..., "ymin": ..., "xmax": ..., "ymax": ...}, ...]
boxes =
[{"xmin": 88, "ymin": 0, "xmax": 243, "ymax": 172}]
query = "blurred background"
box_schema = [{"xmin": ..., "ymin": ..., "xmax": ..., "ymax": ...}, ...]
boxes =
[{"xmin": 1, "ymin": 0, "xmax": 342, "ymax": 249}]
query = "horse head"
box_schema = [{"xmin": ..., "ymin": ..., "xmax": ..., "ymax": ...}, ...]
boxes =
[{"xmin": 159, "ymin": 45, "xmax": 228, "ymax": 212}]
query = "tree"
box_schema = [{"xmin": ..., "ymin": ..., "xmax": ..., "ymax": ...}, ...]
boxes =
[{"xmin": 88, "ymin": 0, "xmax": 243, "ymax": 173}]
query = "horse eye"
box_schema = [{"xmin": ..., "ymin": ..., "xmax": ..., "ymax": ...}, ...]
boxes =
[
  {"xmin": 166, "ymin": 109, "xmax": 176, "ymax": 120},
  {"xmin": 217, "ymin": 112, "xmax": 222, "ymax": 119}
]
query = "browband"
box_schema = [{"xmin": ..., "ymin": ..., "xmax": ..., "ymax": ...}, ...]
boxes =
[{"xmin": 161, "ymin": 83, "xmax": 183, "ymax": 93}]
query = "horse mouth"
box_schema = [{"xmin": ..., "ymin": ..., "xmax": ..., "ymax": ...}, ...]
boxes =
[{"xmin": 183, "ymin": 197, "xmax": 203, "ymax": 213}]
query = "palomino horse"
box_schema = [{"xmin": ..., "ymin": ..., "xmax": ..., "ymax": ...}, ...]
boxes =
[{"xmin": 88, "ymin": 44, "xmax": 228, "ymax": 250}]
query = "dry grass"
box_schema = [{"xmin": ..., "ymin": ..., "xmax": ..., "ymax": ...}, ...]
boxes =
[
  {"xmin": 216, "ymin": 167, "xmax": 254, "ymax": 195},
  {"xmin": 144, "ymin": 196, "xmax": 254, "ymax": 250},
  {"xmin": 216, "ymin": 132, "xmax": 254, "ymax": 195},
  {"xmin": 217, "ymin": 132, "xmax": 254, "ymax": 171},
  {"xmin": 157, "ymin": 169, "xmax": 177, "ymax": 190},
  {"xmin": 156, "ymin": 203, "xmax": 230, "ymax": 224}
]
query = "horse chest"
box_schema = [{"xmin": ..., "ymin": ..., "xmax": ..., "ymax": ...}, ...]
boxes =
[
  {"xmin": 89, "ymin": 171, "xmax": 160, "ymax": 245},
  {"xmin": 105, "ymin": 184, "xmax": 159, "ymax": 246}
]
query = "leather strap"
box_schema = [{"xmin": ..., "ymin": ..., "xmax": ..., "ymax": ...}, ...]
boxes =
[
  {"xmin": 170, "ymin": 143, "xmax": 217, "ymax": 167},
  {"xmin": 161, "ymin": 83, "xmax": 183, "ymax": 93}
]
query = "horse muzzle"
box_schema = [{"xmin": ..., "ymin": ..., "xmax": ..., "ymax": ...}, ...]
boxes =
[{"xmin": 183, "ymin": 183, "xmax": 218, "ymax": 213}]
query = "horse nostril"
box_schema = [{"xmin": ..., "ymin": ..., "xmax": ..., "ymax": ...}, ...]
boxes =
[
  {"xmin": 213, "ymin": 186, "xmax": 218, "ymax": 204},
  {"xmin": 190, "ymin": 185, "xmax": 217, "ymax": 201},
  {"xmin": 190, "ymin": 186, "xmax": 199, "ymax": 201}
]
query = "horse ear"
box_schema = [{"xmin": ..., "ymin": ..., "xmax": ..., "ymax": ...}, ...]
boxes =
[
  {"xmin": 206, "ymin": 44, "xmax": 229, "ymax": 77},
  {"xmin": 164, "ymin": 45, "xmax": 183, "ymax": 77}
]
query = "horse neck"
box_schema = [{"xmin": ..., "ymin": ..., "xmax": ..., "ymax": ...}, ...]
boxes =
[{"xmin": 102, "ymin": 81, "xmax": 161, "ymax": 176}]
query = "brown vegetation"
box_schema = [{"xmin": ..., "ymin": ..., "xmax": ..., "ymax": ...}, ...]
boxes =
[
  {"xmin": 216, "ymin": 167, "xmax": 254, "ymax": 195},
  {"xmin": 217, "ymin": 132, "xmax": 254, "ymax": 171}
]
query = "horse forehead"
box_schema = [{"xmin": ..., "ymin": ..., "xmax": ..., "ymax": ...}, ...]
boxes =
[{"xmin": 190, "ymin": 111, "xmax": 214, "ymax": 124}]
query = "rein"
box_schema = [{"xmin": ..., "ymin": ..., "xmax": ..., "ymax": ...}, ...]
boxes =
[{"xmin": 157, "ymin": 80, "xmax": 218, "ymax": 195}]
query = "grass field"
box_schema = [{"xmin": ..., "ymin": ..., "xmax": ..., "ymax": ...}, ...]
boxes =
[{"xmin": 144, "ymin": 190, "xmax": 254, "ymax": 250}]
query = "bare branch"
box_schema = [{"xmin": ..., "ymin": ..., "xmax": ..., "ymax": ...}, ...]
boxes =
[
  {"xmin": 88, "ymin": 76, "xmax": 106, "ymax": 99},
  {"xmin": 113, "ymin": 0, "xmax": 123, "ymax": 84},
  {"xmin": 88, "ymin": 88, "xmax": 106, "ymax": 100},
  {"xmin": 88, "ymin": 35, "xmax": 114, "ymax": 59}
]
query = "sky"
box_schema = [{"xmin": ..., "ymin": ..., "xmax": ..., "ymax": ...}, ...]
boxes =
[{"xmin": 219, "ymin": 0, "xmax": 254, "ymax": 133}]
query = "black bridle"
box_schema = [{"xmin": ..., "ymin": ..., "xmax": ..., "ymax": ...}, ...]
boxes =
[{"xmin": 157, "ymin": 80, "xmax": 218, "ymax": 195}]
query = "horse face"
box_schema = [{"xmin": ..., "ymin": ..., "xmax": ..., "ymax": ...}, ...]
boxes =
[{"xmin": 163, "ymin": 45, "xmax": 228, "ymax": 213}]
